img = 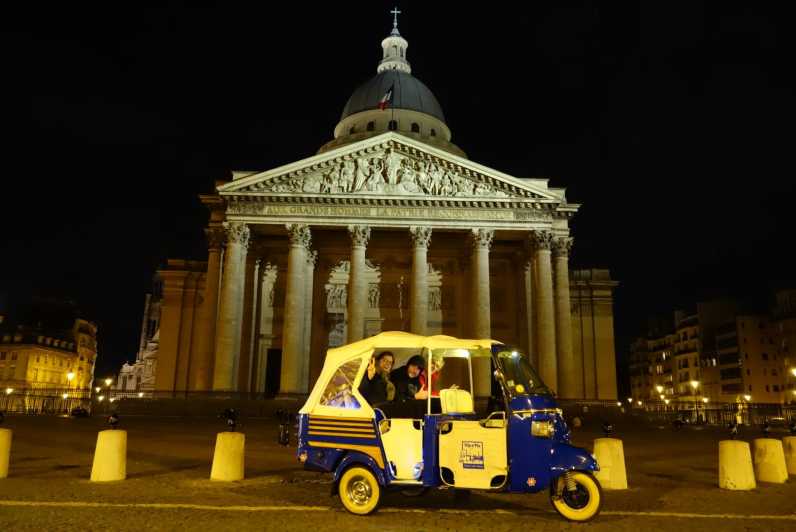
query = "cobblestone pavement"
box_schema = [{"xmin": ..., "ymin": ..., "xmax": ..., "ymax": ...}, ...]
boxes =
[{"xmin": 0, "ymin": 414, "xmax": 794, "ymax": 531}]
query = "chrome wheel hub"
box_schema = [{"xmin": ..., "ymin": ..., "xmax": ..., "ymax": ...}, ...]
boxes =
[{"xmin": 347, "ymin": 476, "xmax": 372, "ymax": 505}]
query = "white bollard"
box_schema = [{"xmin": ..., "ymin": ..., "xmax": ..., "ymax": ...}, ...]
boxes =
[
  {"xmin": 752, "ymin": 438, "xmax": 788, "ymax": 484},
  {"xmin": 90, "ymin": 430, "xmax": 127, "ymax": 482},
  {"xmin": 0, "ymin": 428, "xmax": 12, "ymax": 479},
  {"xmin": 592, "ymin": 438, "xmax": 628, "ymax": 489},
  {"xmin": 210, "ymin": 432, "xmax": 245, "ymax": 481},
  {"xmin": 782, "ymin": 436, "xmax": 796, "ymax": 476},
  {"xmin": 718, "ymin": 440, "xmax": 755, "ymax": 490}
]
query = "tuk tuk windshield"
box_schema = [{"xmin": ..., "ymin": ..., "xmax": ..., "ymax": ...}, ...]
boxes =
[{"xmin": 494, "ymin": 348, "xmax": 551, "ymax": 396}]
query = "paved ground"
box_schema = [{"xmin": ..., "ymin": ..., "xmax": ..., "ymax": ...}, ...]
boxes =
[{"xmin": 0, "ymin": 413, "xmax": 794, "ymax": 531}]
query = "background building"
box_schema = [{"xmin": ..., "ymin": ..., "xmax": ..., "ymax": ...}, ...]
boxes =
[
  {"xmin": 630, "ymin": 292, "xmax": 796, "ymax": 405},
  {"xmin": 0, "ymin": 299, "xmax": 97, "ymax": 411},
  {"xmin": 116, "ymin": 284, "xmax": 161, "ymax": 396}
]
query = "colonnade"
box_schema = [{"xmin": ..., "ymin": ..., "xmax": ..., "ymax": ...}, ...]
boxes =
[{"xmin": 204, "ymin": 223, "xmax": 577, "ymax": 397}]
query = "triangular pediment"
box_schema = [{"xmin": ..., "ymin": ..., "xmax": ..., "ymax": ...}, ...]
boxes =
[{"xmin": 218, "ymin": 133, "xmax": 566, "ymax": 204}]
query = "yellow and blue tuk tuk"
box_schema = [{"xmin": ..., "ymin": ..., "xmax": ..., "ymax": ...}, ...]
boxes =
[{"xmin": 297, "ymin": 332, "xmax": 602, "ymax": 521}]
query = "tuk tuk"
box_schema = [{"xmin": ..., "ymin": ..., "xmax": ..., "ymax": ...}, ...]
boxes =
[{"xmin": 297, "ymin": 332, "xmax": 602, "ymax": 521}]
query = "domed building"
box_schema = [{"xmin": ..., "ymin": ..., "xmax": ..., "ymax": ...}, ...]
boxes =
[{"xmin": 151, "ymin": 15, "xmax": 619, "ymax": 401}]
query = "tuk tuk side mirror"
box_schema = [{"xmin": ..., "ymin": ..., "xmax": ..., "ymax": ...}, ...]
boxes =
[{"xmin": 531, "ymin": 419, "xmax": 555, "ymax": 438}]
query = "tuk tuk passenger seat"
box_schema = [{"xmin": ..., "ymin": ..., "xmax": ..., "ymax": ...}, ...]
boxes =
[{"xmin": 440, "ymin": 388, "xmax": 475, "ymax": 415}]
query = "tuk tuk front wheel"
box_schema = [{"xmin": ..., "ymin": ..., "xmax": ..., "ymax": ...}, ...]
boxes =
[
  {"xmin": 550, "ymin": 471, "xmax": 602, "ymax": 522},
  {"xmin": 338, "ymin": 466, "xmax": 381, "ymax": 515}
]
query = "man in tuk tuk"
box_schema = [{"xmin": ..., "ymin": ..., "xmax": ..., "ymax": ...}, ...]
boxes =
[
  {"xmin": 390, "ymin": 354, "xmax": 426, "ymax": 402},
  {"xmin": 358, "ymin": 351, "xmax": 395, "ymax": 406}
]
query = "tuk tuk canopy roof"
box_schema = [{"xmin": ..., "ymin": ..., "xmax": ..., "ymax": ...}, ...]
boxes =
[
  {"xmin": 325, "ymin": 332, "xmax": 497, "ymax": 366},
  {"xmin": 299, "ymin": 332, "xmax": 499, "ymax": 417}
]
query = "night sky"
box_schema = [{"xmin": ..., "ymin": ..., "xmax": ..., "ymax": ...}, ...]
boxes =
[{"xmin": 3, "ymin": 3, "xmax": 794, "ymax": 393}]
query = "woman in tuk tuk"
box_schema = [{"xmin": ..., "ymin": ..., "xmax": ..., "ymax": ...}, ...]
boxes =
[{"xmin": 358, "ymin": 351, "xmax": 395, "ymax": 406}]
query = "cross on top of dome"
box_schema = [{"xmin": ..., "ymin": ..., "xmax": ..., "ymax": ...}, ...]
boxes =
[{"xmin": 390, "ymin": 7, "xmax": 401, "ymax": 36}]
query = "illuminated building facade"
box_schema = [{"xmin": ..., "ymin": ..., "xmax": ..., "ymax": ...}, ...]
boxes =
[{"xmin": 149, "ymin": 21, "xmax": 620, "ymax": 400}]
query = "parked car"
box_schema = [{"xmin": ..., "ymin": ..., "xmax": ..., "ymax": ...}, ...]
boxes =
[{"xmin": 70, "ymin": 406, "xmax": 90, "ymax": 418}]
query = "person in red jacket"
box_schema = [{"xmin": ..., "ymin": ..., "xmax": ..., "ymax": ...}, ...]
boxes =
[{"xmin": 419, "ymin": 355, "xmax": 444, "ymax": 397}]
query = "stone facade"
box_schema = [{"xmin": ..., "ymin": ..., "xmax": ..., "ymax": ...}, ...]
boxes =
[
  {"xmin": 0, "ymin": 316, "xmax": 97, "ymax": 393},
  {"xmin": 116, "ymin": 289, "xmax": 161, "ymax": 395},
  {"xmin": 149, "ymin": 24, "xmax": 620, "ymax": 400}
]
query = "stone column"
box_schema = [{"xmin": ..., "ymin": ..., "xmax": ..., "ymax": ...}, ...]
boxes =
[
  {"xmin": 190, "ymin": 226, "xmax": 225, "ymax": 390},
  {"xmin": 301, "ymin": 249, "xmax": 317, "ymax": 392},
  {"xmin": 470, "ymin": 229, "xmax": 493, "ymax": 397},
  {"xmin": 347, "ymin": 225, "xmax": 371, "ymax": 343},
  {"xmin": 553, "ymin": 237, "xmax": 579, "ymax": 398},
  {"xmin": 280, "ymin": 224, "xmax": 311, "ymax": 394},
  {"xmin": 212, "ymin": 222, "xmax": 249, "ymax": 391},
  {"xmin": 245, "ymin": 258, "xmax": 261, "ymax": 393},
  {"xmin": 531, "ymin": 230, "xmax": 558, "ymax": 394},
  {"xmin": 409, "ymin": 226, "xmax": 432, "ymax": 335},
  {"xmin": 524, "ymin": 258, "xmax": 536, "ymax": 370}
]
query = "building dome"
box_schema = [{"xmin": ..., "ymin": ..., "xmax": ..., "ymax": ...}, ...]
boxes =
[
  {"xmin": 318, "ymin": 13, "xmax": 465, "ymax": 158},
  {"xmin": 340, "ymin": 70, "xmax": 446, "ymax": 123}
]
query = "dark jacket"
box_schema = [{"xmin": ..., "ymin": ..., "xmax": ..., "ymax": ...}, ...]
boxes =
[
  {"xmin": 390, "ymin": 366, "xmax": 421, "ymax": 402},
  {"xmin": 358, "ymin": 373, "xmax": 389, "ymax": 405}
]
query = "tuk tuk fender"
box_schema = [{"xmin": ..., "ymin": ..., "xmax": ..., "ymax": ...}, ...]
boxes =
[
  {"xmin": 332, "ymin": 452, "xmax": 388, "ymax": 495},
  {"xmin": 549, "ymin": 442, "xmax": 599, "ymax": 478}
]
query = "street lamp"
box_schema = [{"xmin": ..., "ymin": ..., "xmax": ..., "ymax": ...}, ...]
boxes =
[
  {"xmin": 690, "ymin": 380, "xmax": 700, "ymax": 422},
  {"xmin": 616, "ymin": 401, "xmax": 622, "ymax": 407},
  {"xmin": 791, "ymin": 367, "xmax": 796, "ymax": 378},
  {"xmin": 627, "ymin": 397, "xmax": 633, "ymax": 404},
  {"xmin": 95, "ymin": 387, "xmax": 101, "ymax": 393},
  {"xmin": 104, "ymin": 378, "xmax": 112, "ymax": 387},
  {"xmin": 743, "ymin": 394, "xmax": 751, "ymax": 402},
  {"xmin": 656, "ymin": 385, "xmax": 664, "ymax": 394},
  {"xmin": 97, "ymin": 395, "xmax": 104, "ymax": 402},
  {"xmin": 4, "ymin": 388, "xmax": 12, "ymax": 395}
]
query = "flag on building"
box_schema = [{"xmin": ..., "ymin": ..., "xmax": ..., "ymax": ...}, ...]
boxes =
[{"xmin": 378, "ymin": 84, "xmax": 394, "ymax": 110}]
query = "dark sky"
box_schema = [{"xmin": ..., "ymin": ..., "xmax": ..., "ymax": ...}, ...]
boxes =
[{"xmin": 3, "ymin": 2, "xmax": 794, "ymax": 392}]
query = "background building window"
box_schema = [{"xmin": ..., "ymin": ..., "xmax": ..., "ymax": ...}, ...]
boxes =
[
  {"xmin": 411, "ymin": 122, "xmax": 420, "ymax": 133},
  {"xmin": 388, "ymin": 120, "xmax": 397, "ymax": 131}
]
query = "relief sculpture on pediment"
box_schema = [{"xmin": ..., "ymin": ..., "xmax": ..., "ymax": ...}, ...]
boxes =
[{"xmin": 256, "ymin": 147, "xmax": 512, "ymax": 198}]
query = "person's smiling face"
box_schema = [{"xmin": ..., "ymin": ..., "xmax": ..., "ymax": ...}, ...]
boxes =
[{"xmin": 378, "ymin": 355, "xmax": 394, "ymax": 373}]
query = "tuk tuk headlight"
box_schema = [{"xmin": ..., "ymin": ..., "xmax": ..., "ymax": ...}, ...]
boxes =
[{"xmin": 531, "ymin": 419, "xmax": 555, "ymax": 438}]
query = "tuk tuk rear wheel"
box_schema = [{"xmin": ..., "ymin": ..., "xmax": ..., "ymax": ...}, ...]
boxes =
[
  {"xmin": 338, "ymin": 466, "xmax": 381, "ymax": 515},
  {"xmin": 550, "ymin": 471, "xmax": 602, "ymax": 522}
]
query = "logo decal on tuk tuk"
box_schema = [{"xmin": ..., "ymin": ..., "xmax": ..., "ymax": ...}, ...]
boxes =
[{"xmin": 460, "ymin": 441, "xmax": 485, "ymax": 469}]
